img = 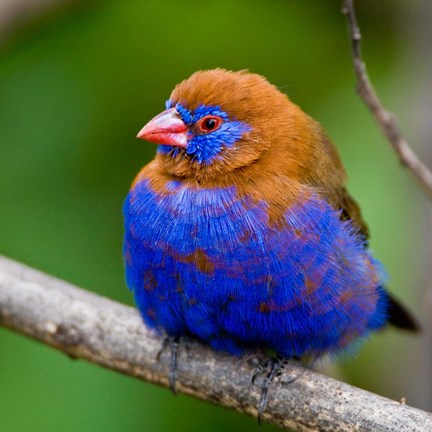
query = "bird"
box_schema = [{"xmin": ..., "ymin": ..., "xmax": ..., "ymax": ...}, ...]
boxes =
[{"xmin": 123, "ymin": 68, "xmax": 418, "ymax": 420}]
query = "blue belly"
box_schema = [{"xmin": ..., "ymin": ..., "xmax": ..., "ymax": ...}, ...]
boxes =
[{"xmin": 123, "ymin": 179, "xmax": 388, "ymax": 357}]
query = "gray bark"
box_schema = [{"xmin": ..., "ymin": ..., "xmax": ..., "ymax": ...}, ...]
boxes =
[{"xmin": 0, "ymin": 255, "xmax": 431, "ymax": 432}]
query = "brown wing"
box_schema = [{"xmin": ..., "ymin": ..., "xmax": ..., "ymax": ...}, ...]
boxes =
[
  {"xmin": 336, "ymin": 186, "xmax": 369, "ymax": 240},
  {"xmin": 303, "ymin": 124, "xmax": 370, "ymax": 240},
  {"xmin": 307, "ymin": 125, "xmax": 418, "ymax": 331}
]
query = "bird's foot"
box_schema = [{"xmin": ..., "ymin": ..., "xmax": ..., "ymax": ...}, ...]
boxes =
[
  {"xmin": 157, "ymin": 336, "xmax": 181, "ymax": 395},
  {"xmin": 252, "ymin": 354, "xmax": 301, "ymax": 425}
]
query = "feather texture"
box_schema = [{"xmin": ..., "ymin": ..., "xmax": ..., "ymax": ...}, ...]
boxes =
[
  {"xmin": 124, "ymin": 173, "xmax": 388, "ymax": 357},
  {"xmin": 124, "ymin": 69, "xmax": 417, "ymax": 361}
]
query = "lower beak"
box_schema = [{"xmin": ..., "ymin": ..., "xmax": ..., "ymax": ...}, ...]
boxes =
[{"xmin": 137, "ymin": 107, "xmax": 188, "ymax": 148}]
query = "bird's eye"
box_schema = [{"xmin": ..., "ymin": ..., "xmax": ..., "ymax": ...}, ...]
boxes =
[{"xmin": 196, "ymin": 115, "xmax": 223, "ymax": 134}]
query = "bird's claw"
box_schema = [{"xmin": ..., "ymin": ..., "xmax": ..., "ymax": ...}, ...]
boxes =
[
  {"xmin": 157, "ymin": 336, "xmax": 180, "ymax": 395},
  {"xmin": 252, "ymin": 355, "xmax": 300, "ymax": 425}
]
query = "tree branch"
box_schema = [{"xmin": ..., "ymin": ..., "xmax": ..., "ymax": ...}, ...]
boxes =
[
  {"xmin": 342, "ymin": 0, "xmax": 432, "ymax": 199},
  {"xmin": 1, "ymin": 255, "xmax": 431, "ymax": 432}
]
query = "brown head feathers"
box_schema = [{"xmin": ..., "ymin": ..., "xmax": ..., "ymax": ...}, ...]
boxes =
[
  {"xmin": 137, "ymin": 68, "xmax": 367, "ymax": 233},
  {"xmin": 160, "ymin": 69, "xmax": 343, "ymax": 187}
]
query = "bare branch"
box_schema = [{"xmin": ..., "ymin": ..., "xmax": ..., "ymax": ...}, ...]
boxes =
[
  {"xmin": 1, "ymin": 255, "xmax": 431, "ymax": 431},
  {"xmin": 342, "ymin": 0, "xmax": 432, "ymax": 199}
]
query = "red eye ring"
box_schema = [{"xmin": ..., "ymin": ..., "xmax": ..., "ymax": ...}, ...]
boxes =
[{"xmin": 196, "ymin": 115, "xmax": 223, "ymax": 134}]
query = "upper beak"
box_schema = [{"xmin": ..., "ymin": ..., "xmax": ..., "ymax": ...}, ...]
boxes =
[{"xmin": 137, "ymin": 107, "xmax": 188, "ymax": 148}]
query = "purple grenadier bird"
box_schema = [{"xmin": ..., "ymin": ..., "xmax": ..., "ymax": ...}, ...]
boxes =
[{"xmin": 123, "ymin": 69, "xmax": 417, "ymax": 419}]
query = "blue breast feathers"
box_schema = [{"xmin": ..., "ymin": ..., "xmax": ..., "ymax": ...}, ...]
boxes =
[{"xmin": 123, "ymin": 179, "xmax": 388, "ymax": 358}]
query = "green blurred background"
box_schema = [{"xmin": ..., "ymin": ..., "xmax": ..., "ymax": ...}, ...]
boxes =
[{"xmin": 1, "ymin": 1, "xmax": 431, "ymax": 431}]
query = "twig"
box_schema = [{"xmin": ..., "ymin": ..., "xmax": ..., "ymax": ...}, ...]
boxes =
[
  {"xmin": 1, "ymin": 255, "xmax": 431, "ymax": 432},
  {"xmin": 342, "ymin": 0, "xmax": 432, "ymax": 199}
]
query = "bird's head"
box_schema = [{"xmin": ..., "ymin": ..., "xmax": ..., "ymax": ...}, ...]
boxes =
[{"xmin": 137, "ymin": 69, "xmax": 324, "ymax": 184}]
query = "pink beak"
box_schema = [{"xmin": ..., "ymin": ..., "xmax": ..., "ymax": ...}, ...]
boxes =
[{"xmin": 137, "ymin": 107, "xmax": 188, "ymax": 148}]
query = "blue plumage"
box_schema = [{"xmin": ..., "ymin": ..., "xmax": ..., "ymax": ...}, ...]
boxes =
[
  {"xmin": 125, "ymin": 69, "xmax": 416, "ymax": 376},
  {"xmin": 123, "ymin": 178, "xmax": 388, "ymax": 358}
]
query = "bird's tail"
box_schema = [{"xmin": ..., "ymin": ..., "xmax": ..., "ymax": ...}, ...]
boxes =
[{"xmin": 387, "ymin": 293, "xmax": 419, "ymax": 332}]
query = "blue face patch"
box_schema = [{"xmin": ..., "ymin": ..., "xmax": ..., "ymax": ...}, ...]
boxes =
[{"xmin": 158, "ymin": 101, "xmax": 251, "ymax": 164}]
